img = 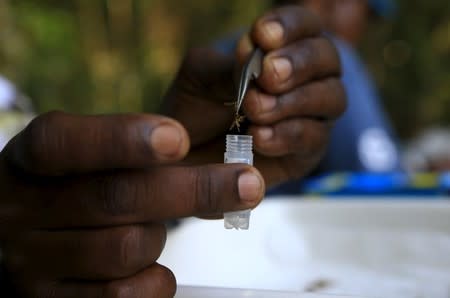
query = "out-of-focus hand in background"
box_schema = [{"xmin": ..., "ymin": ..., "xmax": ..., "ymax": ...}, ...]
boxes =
[{"xmin": 164, "ymin": 5, "xmax": 345, "ymax": 187}]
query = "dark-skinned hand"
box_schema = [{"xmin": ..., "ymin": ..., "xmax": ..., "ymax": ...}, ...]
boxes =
[
  {"xmin": 0, "ymin": 113, "xmax": 264, "ymax": 298},
  {"xmin": 165, "ymin": 5, "xmax": 346, "ymax": 186},
  {"xmin": 0, "ymin": 5, "xmax": 345, "ymax": 298}
]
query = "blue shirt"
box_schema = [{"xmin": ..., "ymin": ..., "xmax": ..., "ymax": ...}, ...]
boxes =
[
  {"xmin": 320, "ymin": 38, "xmax": 400, "ymax": 173},
  {"xmin": 216, "ymin": 34, "xmax": 402, "ymax": 195},
  {"xmin": 266, "ymin": 37, "xmax": 402, "ymax": 195},
  {"xmin": 215, "ymin": 34, "xmax": 401, "ymax": 172}
]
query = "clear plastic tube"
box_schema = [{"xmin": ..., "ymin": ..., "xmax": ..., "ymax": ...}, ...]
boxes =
[{"xmin": 224, "ymin": 135, "xmax": 253, "ymax": 230}]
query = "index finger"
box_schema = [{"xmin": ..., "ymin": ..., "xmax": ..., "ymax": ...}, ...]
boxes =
[
  {"xmin": 235, "ymin": 6, "xmax": 323, "ymax": 66},
  {"xmin": 251, "ymin": 5, "xmax": 323, "ymax": 51},
  {"xmin": 2, "ymin": 111, "xmax": 190, "ymax": 176}
]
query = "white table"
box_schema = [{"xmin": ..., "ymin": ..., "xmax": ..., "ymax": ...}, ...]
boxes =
[{"xmin": 159, "ymin": 198, "xmax": 450, "ymax": 298}]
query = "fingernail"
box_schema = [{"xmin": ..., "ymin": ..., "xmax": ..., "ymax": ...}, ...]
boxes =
[
  {"xmin": 258, "ymin": 93, "xmax": 277, "ymax": 113},
  {"xmin": 150, "ymin": 124, "xmax": 182, "ymax": 158},
  {"xmin": 263, "ymin": 21, "xmax": 284, "ymax": 44},
  {"xmin": 258, "ymin": 127, "xmax": 274, "ymax": 141},
  {"xmin": 238, "ymin": 171, "xmax": 263, "ymax": 203},
  {"xmin": 271, "ymin": 57, "xmax": 292, "ymax": 82}
]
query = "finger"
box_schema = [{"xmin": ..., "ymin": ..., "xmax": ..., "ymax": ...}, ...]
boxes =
[
  {"xmin": 243, "ymin": 78, "xmax": 346, "ymax": 125},
  {"xmin": 7, "ymin": 224, "xmax": 166, "ymax": 280},
  {"xmin": 251, "ymin": 5, "xmax": 323, "ymax": 52},
  {"xmin": 249, "ymin": 118, "xmax": 331, "ymax": 157},
  {"xmin": 3, "ymin": 111, "xmax": 190, "ymax": 176},
  {"xmin": 28, "ymin": 264, "xmax": 176, "ymax": 298},
  {"xmin": 258, "ymin": 37, "xmax": 341, "ymax": 94},
  {"xmin": 37, "ymin": 164, "xmax": 265, "ymax": 228},
  {"xmin": 255, "ymin": 150, "xmax": 325, "ymax": 188}
]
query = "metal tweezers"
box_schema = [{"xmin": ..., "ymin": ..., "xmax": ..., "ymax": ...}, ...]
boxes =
[{"xmin": 234, "ymin": 47, "xmax": 264, "ymax": 115}]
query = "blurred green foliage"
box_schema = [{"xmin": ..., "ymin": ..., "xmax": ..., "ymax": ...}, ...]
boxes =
[
  {"xmin": 362, "ymin": 1, "xmax": 450, "ymax": 138},
  {"xmin": 0, "ymin": 0, "xmax": 448, "ymax": 139},
  {"xmin": 0, "ymin": 0, "xmax": 270, "ymax": 114}
]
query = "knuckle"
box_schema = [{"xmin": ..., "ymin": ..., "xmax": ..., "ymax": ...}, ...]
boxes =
[
  {"xmin": 153, "ymin": 265, "xmax": 177, "ymax": 298},
  {"xmin": 24, "ymin": 111, "xmax": 64, "ymax": 170},
  {"xmin": 282, "ymin": 85, "xmax": 308, "ymax": 113},
  {"xmin": 324, "ymin": 37, "xmax": 342, "ymax": 71},
  {"xmin": 282, "ymin": 121, "xmax": 304, "ymax": 153},
  {"xmin": 103, "ymin": 281, "xmax": 133, "ymax": 298},
  {"xmin": 296, "ymin": 40, "xmax": 317, "ymax": 75},
  {"xmin": 328, "ymin": 79, "xmax": 347, "ymax": 116},
  {"xmin": 97, "ymin": 173, "xmax": 138, "ymax": 216},
  {"xmin": 317, "ymin": 37, "xmax": 341, "ymax": 74},
  {"xmin": 162, "ymin": 268, "xmax": 177, "ymax": 297},
  {"xmin": 152, "ymin": 224, "xmax": 168, "ymax": 257},
  {"xmin": 193, "ymin": 167, "xmax": 219, "ymax": 214},
  {"xmin": 243, "ymin": 92, "xmax": 261, "ymax": 119},
  {"xmin": 314, "ymin": 78, "xmax": 347, "ymax": 119},
  {"xmin": 278, "ymin": 120, "xmax": 326, "ymax": 158},
  {"xmin": 115, "ymin": 226, "xmax": 142, "ymax": 273}
]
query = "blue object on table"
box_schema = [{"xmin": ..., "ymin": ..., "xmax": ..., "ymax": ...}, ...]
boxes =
[
  {"xmin": 440, "ymin": 172, "xmax": 450, "ymax": 195},
  {"xmin": 297, "ymin": 172, "xmax": 450, "ymax": 197},
  {"xmin": 267, "ymin": 172, "xmax": 450, "ymax": 197}
]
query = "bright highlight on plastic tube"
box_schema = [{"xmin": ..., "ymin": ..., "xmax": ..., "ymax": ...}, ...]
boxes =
[{"xmin": 224, "ymin": 134, "xmax": 253, "ymax": 230}]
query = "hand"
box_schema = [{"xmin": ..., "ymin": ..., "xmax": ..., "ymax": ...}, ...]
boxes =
[
  {"xmin": 0, "ymin": 112, "xmax": 264, "ymax": 297},
  {"xmin": 164, "ymin": 5, "xmax": 346, "ymax": 186}
]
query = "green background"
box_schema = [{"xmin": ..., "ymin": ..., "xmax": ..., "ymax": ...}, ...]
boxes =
[{"xmin": 0, "ymin": 0, "xmax": 449, "ymax": 140}]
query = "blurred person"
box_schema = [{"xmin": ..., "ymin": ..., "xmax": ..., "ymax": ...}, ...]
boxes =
[
  {"xmin": 0, "ymin": 6, "xmax": 345, "ymax": 298},
  {"xmin": 279, "ymin": 0, "xmax": 401, "ymax": 174},
  {"xmin": 265, "ymin": 0, "xmax": 401, "ymax": 195}
]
